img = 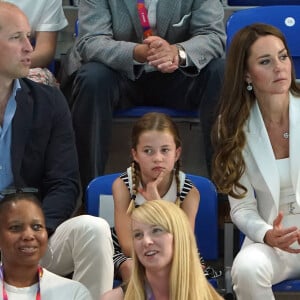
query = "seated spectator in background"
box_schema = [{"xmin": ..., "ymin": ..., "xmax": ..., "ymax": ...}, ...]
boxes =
[
  {"xmin": 60, "ymin": 0, "xmax": 226, "ymax": 192},
  {"xmin": 4, "ymin": 0, "xmax": 68, "ymax": 86},
  {"xmin": 0, "ymin": 193, "xmax": 93, "ymax": 300},
  {"xmin": 0, "ymin": 3, "xmax": 113, "ymax": 299},
  {"xmin": 212, "ymin": 23, "xmax": 300, "ymax": 299},
  {"xmin": 101, "ymin": 200, "xmax": 224, "ymax": 300}
]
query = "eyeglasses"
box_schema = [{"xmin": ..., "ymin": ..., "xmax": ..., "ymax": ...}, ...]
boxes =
[{"xmin": 0, "ymin": 187, "xmax": 39, "ymax": 200}]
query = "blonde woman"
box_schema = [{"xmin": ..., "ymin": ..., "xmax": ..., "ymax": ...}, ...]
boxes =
[{"xmin": 102, "ymin": 200, "xmax": 223, "ymax": 300}]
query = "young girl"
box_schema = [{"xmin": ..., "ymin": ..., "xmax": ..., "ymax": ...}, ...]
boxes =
[{"xmin": 112, "ymin": 112, "xmax": 200, "ymax": 282}]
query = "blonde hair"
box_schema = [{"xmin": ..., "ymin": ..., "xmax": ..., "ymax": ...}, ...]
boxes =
[
  {"xmin": 124, "ymin": 200, "xmax": 223, "ymax": 300},
  {"xmin": 127, "ymin": 112, "xmax": 182, "ymax": 213}
]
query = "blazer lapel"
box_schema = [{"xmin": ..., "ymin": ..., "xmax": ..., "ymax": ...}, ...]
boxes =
[
  {"xmin": 11, "ymin": 81, "xmax": 33, "ymax": 184},
  {"xmin": 245, "ymin": 102, "xmax": 280, "ymax": 206},
  {"xmin": 289, "ymin": 94, "xmax": 300, "ymax": 204},
  {"xmin": 124, "ymin": 0, "xmax": 143, "ymax": 39},
  {"xmin": 157, "ymin": 0, "xmax": 178, "ymax": 37}
]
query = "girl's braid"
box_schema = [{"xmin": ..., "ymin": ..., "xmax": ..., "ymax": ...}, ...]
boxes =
[
  {"xmin": 174, "ymin": 160, "xmax": 181, "ymax": 206},
  {"xmin": 127, "ymin": 161, "xmax": 140, "ymax": 214}
]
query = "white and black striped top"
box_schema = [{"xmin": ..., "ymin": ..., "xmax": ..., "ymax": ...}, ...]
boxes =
[{"xmin": 120, "ymin": 167, "xmax": 193, "ymax": 205}]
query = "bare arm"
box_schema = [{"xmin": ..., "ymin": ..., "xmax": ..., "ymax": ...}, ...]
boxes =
[
  {"xmin": 31, "ymin": 31, "xmax": 57, "ymax": 68},
  {"xmin": 100, "ymin": 287, "xmax": 124, "ymax": 300},
  {"xmin": 180, "ymin": 186, "xmax": 200, "ymax": 231},
  {"xmin": 137, "ymin": 170, "xmax": 165, "ymax": 201},
  {"xmin": 113, "ymin": 178, "xmax": 133, "ymax": 257}
]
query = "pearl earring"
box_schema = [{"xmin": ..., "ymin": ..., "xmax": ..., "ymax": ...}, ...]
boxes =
[{"xmin": 246, "ymin": 82, "xmax": 253, "ymax": 91}]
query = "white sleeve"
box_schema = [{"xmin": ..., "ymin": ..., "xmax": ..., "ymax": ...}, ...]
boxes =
[
  {"xmin": 34, "ymin": 0, "xmax": 68, "ymax": 32},
  {"xmin": 74, "ymin": 285, "xmax": 93, "ymax": 300}
]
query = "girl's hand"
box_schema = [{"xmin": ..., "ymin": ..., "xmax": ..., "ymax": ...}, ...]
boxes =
[
  {"xmin": 264, "ymin": 212, "xmax": 300, "ymax": 253},
  {"xmin": 138, "ymin": 170, "xmax": 166, "ymax": 201}
]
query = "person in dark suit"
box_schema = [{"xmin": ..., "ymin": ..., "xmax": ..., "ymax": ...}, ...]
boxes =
[
  {"xmin": 60, "ymin": 0, "xmax": 226, "ymax": 192},
  {"xmin": 0, "ymin": 2, "xmax": 113, "ymax": 300}
]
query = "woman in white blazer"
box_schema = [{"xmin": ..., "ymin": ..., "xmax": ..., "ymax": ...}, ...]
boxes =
[{"xmin": 212, "ymin": 23, "xmax": 300, "ymax": 299}]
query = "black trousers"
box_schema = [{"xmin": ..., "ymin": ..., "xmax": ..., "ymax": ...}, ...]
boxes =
[{"xmin": 61, "ymin": 58, "xmax": 225, "ymax": 193}]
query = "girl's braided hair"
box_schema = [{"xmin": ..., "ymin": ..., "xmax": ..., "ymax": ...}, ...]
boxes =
[{"xmin": 127, "ymin": 112, "xmax": 182, "ymax": 213}]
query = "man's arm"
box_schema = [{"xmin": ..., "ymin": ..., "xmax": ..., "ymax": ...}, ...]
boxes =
[
  {"xmin": 39, "ymin": 87, "xmax": 80, "ymax": 233},
  {"xmin": 13, "ymin": 81, "xmax": 80, "ymax": 234},
  {"xmin": 75, "ymin": 0, "xmax": 144, "ymax": 80},
  {"xmin": 173, "ymin": 0, "xmax": 226, "ymax": 74},
  {"xmin": 22, "ymin": 85, "xmax": 80, "ymax": 233},
  {"xmin": 31, "ymin": 31, "xmax": 58, "ymax": 68}
]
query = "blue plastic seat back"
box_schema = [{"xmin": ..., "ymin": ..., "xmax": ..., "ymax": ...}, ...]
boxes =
[
  {"xmin": 86, "ymin": 173, "xmax": 120, "ymax": 226},
  {"xmin": 226, "ymin": 5, "xmax": 300, "ymax": 78},
  {"xmin": 114, "ymin": 106, "xmax": 198, "ymax": 119},
  {"xmin": 228, "ymin": 0, "xmax": 300, "ymax": 5},
  {"xmin": 272, "ymin": 279, "xmax": 300, "ymax": 292},
  {"xmin": 187, "ymin": 174, "xmax": 218, "ymax": 261},
  {"xmin": 86, "ymin": 173, "xmax": 218, "ymax": 261}
]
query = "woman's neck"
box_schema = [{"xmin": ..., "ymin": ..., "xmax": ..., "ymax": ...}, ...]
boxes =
[
  {"xmin": 1, "ymin": 265, "xmax": 39, "ymax": 287},
  {"xmin": 257, "ymin": 93, "xmax": 289, "ymax": 125},
  {"xmin": 146, "ymin": 269, "xmax": 170, "ymax": 299}
]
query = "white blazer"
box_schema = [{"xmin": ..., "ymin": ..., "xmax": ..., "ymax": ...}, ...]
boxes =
[{"xmin": 229, "ymin": 93, "xmax": 300, "ymax": 246}]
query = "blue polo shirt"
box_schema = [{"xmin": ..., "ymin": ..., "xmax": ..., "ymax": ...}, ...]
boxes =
[{"xmin": 0, "ymin": 79, "xmax": 20, "ymax": 191}]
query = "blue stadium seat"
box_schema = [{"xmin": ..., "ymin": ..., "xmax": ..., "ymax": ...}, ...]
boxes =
[
  {"xmin": 86, "ymin": 173, "xmax": 218, "ymax": 260},
  {"xmin": 113, "ymin": 106, "xmax": 199, "ymax": 123},
  {"xmin": 226, "ymin": 5, "xmax": 300, "ymax": 78},
  {"xmin": 273, "ymin": 279, "xmax": 300, "ymax": 292},
  {"xmin": 228, "ymin": 0, "xmax": 300, "ymax": 5},
  {"xmin": 86, "ymin": 173, "xmax": 220, "ymax": 288}
]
